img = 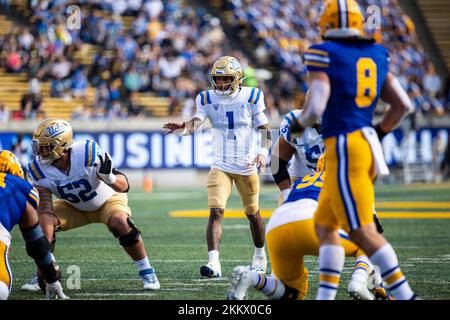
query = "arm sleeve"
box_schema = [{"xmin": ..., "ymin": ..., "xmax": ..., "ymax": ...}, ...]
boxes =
[{"xmin": 303, "ymin": 44, "xmax": 330, "ymax": 73}]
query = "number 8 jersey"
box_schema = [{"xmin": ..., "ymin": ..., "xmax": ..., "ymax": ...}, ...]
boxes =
[
  {"xmin": 27, "ymin": 140, "xmax": 115, "ymax": 211},
  {"xmin": 304, "ymin": 40, "xmax": 389, "ymax": 138}
]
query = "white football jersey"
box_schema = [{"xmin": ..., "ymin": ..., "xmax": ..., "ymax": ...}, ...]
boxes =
[
  {"xmin": 194, "ymin": 87, "xmax": 269, "ymax": 175},
  {"xmin": 27, "ymin": 140, "xmax": 115, "ymax": 211},
  {"xmin": 279, "ymin": 110, "xmax": 324, "ymax": 179}
]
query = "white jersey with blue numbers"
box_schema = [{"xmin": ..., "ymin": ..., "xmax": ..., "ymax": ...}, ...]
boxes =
[
  {"xmin": 27, "ymin": 140, "xmax": 115, "ymax": 211},
  {"xmin": 280, "ymin": 110, "xmax": 324, "ymax": 179},
  {"xmin": 194, "ymin": 86, "xmax": 269, "ymax": 175}
]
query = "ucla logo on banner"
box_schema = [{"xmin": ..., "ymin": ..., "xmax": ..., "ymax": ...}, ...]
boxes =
[{"xmin": 47, "ymin": 123, "xmax": 66, "ymax": 138}]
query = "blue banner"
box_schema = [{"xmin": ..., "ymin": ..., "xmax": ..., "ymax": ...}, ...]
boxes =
[{"xmin": 0, "ymin": 128, "xmax": 448, "ymax": 169}]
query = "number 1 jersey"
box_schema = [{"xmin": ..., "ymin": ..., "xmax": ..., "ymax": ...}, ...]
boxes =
[
  {"xmin": 194, "ymin": 87, "xmax": 269, "ymax": 175},
  {"xmin": 27, "ymin": 140, "xmax": 115, "ymax": 211}
]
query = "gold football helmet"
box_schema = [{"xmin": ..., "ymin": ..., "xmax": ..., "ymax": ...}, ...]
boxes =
[
  {"xmin": 0, "ymin": 150, "xmax": 24, "ymax": 179},
  {"xmin": 319, "ymin": 0, "xmax": 364, "ymax": 37},
  {"xmin": 32, "ymin": 118, "xmax": 73, "ymax": 163},
  {"xmin": 210, "ymin": 56, "xmax": 243, "ymax": 95}
]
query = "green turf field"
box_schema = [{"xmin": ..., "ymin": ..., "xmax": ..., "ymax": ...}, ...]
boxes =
[{"xmin": 8, "ymin": 182, "xmax": 450, "ymax": 300}]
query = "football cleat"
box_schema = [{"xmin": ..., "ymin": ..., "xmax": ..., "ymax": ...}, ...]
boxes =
[
  {"xmin": 227, "ymin": 266, "xmax": 252, "ymax": 300},
  {"xmin": 200, "ymin": 262, "xmax": 221, "ymax": 278},
  {"xmin": 140, "ymin": 268, "xmax": 161, "ymax": 290},
  {"xmin": 251, "ymin": 254, "xmax": 267, "ymax": 273},
  {"xmin": 347, "ymin": 278, "xmax": 375, "ymax": 300},
  {"xmin": 21, "ymin": 275, "xmax": 41, "ymax": 292}
]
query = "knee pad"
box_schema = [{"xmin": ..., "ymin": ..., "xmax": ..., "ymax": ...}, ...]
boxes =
[
  {"xmin": 0, "ymin": 281, "xmax": 9, "ymax": 300},
  {"xmin": 21, "ymin": 224, "xmax": 53, "ymax": 267},
  {"xmin": 111, "ymin": 217, "xmax": 141, "ymax": 247}
]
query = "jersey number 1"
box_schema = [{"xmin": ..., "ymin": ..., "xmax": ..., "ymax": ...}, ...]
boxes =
[
  {"xmin": 355, "ymin": 58, "xmax": 377, "ymax": 108},
  {"xmin": 226, "ymin": 111, "xmax": 235, "ymax": 139}
]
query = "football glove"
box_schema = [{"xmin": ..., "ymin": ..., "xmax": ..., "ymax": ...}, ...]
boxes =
[
  {"xmin": 46, "ymin": 280, "xmax": 69, "ymax": 300},
  {"xmin": 96, "ymin": 153, "xmax": 116, "ymax": 185},
  {"xmin": 373, "ymin": 212, "xmax": 384, "ymax": 234}
]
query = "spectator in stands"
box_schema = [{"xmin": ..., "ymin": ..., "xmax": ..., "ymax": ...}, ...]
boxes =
[
  {"xmin": 20, "ymin": 92, "xmax": 42, "ymax": 119},
  {"xmin": 0, "ymin": 102, "xmax": 10, "ymax": 123},
  {"xmin": 423, "ymin": 63, "xmax": 442, "ymax": 98}
]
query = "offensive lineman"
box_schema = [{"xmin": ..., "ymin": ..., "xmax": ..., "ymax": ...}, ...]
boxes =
[
  {"xmin": 21, "ymin": 119, "xmax": 160, "ymax": 291},
  {"xmin": 164, "ymin": 56, "xmax": 272, "ymax": 278}
]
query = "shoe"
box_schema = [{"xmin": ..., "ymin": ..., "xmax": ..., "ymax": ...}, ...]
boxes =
[
  {"xmin": 140, "ymin": 268, "xmax": 161, "ymax": 290},
  {"xmin": 251, "ymin": 254, "xmax": 267, "ymax": 273},
  {"xmin": 347, "ymin": 278, "xmax": 375, "ymax": 300},
  {"xmin": 227, "ymin": 266, "xmax": 252, "ymax": 300},
  {"xmin": 200, "ymin": 262, "xmax": 221, "ymax": 278},
  {"xmin": 368, "ymin": 268, "xmax": 392, "ymax": 300},
  {"xmin": 21, "ymin": 275, "xmax": 41, "ymax": 292}
]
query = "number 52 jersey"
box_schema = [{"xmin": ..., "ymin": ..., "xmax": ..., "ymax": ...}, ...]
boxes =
[{"xmin": 27, "ymin": 140, "xmax": 115, "ymax": 211}]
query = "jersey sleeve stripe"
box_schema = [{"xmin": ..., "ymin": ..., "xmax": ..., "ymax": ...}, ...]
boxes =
[
  {"xmin": 289, "ymin": 111, "xmax": 297, "ymax": 123},
  {"xmin": 304, "ymin": 54, "xmax": 330, "ymax": 64},
  {"xmin": 84, "ymin": 140, "xmax": 90, "ymax": 167},
  {"xmin": 28, "ymin": 193, "xmax": 39, "ymax": 208},
  {"xmin": 305, "ymin": 49, "xmax": 329, "ymax": 57},
  {"xmin": 248, "ymin": 88, "xmax": 256, "ymax": 103},
  {"xmin": 29, "ymin": 159, "xmax": 45, "ymax": 180},
  {"xmin": 253, "ymin": 89, "xmax": 262, "ymax": 104},
  {"xmin": 27, "ymin": 162, "xmax": 39, "ymax": 181},
  {"xmin": 199, "ymin": 91, "xmax": 206, "ymax": 105},
  {"xmin": 89, "ymin": 141, "xmax": 97, "ymax": 166},
  {"xmin": 305, "ymin": 61, "xmax": 329, "ymax": 68},
  {"xmin": 206, "ymin": 91, "xmax": 212, "ymax": 104}
]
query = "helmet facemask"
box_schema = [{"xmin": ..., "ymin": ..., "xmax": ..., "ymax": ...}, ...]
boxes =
[{"xmin": 210, "ymin": 75, "xmax": 239, "ymax": 96}]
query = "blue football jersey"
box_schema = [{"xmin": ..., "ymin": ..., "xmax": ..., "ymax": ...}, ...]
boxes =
[
  {"xmin": 284, "ymin": 171, "xmax": 324, "ymax": 204},
  {"xmin": 0, "ymin": 173, "xmax": 39, "ymax": 232},
  {"xmin": 304, "ymin": 40, "xmax": 389, "ymax": 138}
]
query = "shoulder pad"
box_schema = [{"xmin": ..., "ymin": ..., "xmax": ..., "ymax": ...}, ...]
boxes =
[
  {"xmin": 27, "ymin": 158, "xmax": 46, "ymax": 181},
  {"xmin": 198, "ymin": 90, "xmax": 212, "ymax": 106},
  {"xmin": 247, "ymin": 87, "xmax": 262, "ymax": 104}
]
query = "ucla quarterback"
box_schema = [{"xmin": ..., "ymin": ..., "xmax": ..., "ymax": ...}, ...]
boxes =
[
  {"xmin": 0, "ymin": 150, "xmax": 68, "ymax": 299},
  {"xmin": 288, "ymin": 0, "xmax": 417, "ymax": 299},
  {"xmin": 22, "ymin": 119, "xmax": 160, "ymax": 291},
  {"xmin": 164, "ymin": 56, "xmax": 272, "ymax": 278}
]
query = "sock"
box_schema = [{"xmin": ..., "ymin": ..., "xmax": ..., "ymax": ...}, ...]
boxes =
[
  {"xmin": 352, "ymin": 255, "xmax": 373, "ymax": 283},
  {"xmin": 251, "ymin": 271, "xmax": 285, "ymax": 299},
  {"xmin": 254, "ymin": 246, "xmax": 265, "ymax": 257},
  {"xmin": 370, "ymin": 244, "xmax": 415, "ymax": 300},
  {"xmin": 208, "ymin": 250, "xmax": 219, "ymax": 263},
  {"xmin": 135, "ymin": 257, "xmax": 153, "ymax": 276},
  {"xmin": 316, "ymin": 244, "xmax": 345, "ymax": 300}
]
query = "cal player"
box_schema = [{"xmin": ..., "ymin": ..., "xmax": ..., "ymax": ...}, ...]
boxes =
[
  {"xmin": 228, "ymin": 155, "xmax": 389, "ymax": 300},
  {"xmin": 164, "ymin": 56, "xmax": 272, "ymax": 277},
  {"xmin": 22, "ymin": 119, "xmax": 160, "ymax": 291},
  {"xmin": 271, "ymin": 112, "xmax": 385, "ymax": 299},
  {"xmin": 288, "ymin": 0, "xmax": 416, "ymax": 299},
  {"xmin": 0, "ymin": 150, "xmax": 68, "ymax": 299}
]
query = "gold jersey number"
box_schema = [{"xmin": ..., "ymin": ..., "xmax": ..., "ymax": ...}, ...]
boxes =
[{"xmin": 355, "ymin": 58, "xmax": 377, "ymax": 108}]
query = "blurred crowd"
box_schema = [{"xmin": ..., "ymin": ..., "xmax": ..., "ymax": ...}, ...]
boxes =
[
  {"xmin": 0, "ymin": 0, "xmax": 448, "ymax": 123},
  {"xmin": 227, "ymin": 0, "xmax": 450, "ymax": 116}
]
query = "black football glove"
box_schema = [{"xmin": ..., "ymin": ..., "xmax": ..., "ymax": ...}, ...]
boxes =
[
  {"xmin": 95, "ymin": 153, "xmax": 116, "ymax": 184},
  {"xmin": 373, "ymin": 212, "xmax": 384, "ymax": 234}
]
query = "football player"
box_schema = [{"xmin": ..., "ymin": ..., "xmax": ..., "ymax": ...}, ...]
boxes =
[
  {"xmin": 164, "ymin": 56, "xmax": 272, "ymax": 278},
  {"xmin": 270, "ymin": 111, "xmax": 386, "ymax": 299},
  {"xmin": 0, "ymin": 150, "xmax": 68, "ymax": 300},
  {"xmin": 288, "ymin": 0, "xmax": 417, "ymax": 299},
  {"xmin": 228, "ymin": 154, "xmax": 390, "ymax": 300},
  {"xmin": 22, "ymin": 119, "xmax": 160, "ymax": 291}
]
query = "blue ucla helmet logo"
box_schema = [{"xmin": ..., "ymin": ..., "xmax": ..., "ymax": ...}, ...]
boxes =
[
  {"xmin": 229, "ymin": 59, "xmax": 241, "ymax": 70},
  {"xmin": 47, "ymin": 123, "xmax": 67, "ymax": 138}
]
